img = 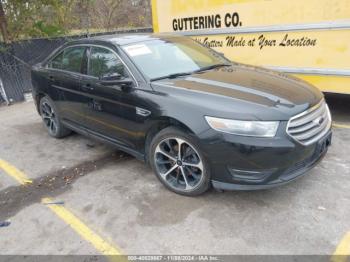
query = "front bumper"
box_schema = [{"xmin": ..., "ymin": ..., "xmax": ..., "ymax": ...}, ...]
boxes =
[{"xmin": 198, "ymin": 122, "xmax": 332, "ymax": 190}]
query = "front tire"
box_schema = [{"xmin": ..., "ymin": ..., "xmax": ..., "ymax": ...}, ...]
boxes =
[
  {"xmin": 39, "ymin": 96, "xmax": 71, "ymax": 138},
  {"xmin": 149, "ymin": 127, "xmax": 211, "ymax": 196}
]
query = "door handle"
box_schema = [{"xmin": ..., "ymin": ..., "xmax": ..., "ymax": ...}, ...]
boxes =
[
  {"xmin": 81, "ymin": 83, "xmax": 94, "ymax": 91},
  {"xmin": 88, "ymin": 100, "xmax": 103, "ymax": 111}
]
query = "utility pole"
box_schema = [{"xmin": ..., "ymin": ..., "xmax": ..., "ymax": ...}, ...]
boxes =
[{"xmin": 0, "ymin": 1, "xmax": 10, "ymax": 43}]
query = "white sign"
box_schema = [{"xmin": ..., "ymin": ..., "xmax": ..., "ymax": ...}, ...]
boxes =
[{"xmin": 123, "ymin": 44, "xmax": 152, "ymax": 57}]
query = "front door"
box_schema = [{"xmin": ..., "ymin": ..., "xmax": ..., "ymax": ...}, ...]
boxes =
[{"xmin": 80, "ymin": 46, "xmax": 143, "ymax": 150}]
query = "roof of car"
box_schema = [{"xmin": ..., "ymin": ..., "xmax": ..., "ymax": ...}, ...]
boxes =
[{"xmin": 67, "ymin": 33, "xmax": 181, "ymax": 46}]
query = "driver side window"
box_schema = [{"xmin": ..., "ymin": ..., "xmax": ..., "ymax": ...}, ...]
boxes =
[{"xmin": 89, "ymin": 47, "xmax": 128, "ymax": 78}]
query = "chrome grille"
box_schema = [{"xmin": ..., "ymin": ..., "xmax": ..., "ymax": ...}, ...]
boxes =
[{"xmin": 287, "ymin": 100, "xmax": 332, "ymax": 146}]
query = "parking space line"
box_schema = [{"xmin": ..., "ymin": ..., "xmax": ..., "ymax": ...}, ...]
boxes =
[
  {"xmin": 42, "ymin": 197, "xmax": 122, "ymax": 256},
  {"xmin": 0, "ymin": 157, "xmax": 123, "ymax": 258},
  {"xmin": 332, "ymin": 232, "xmax": 350, "ymax": 262},
  {"xmin": 333, "ymin": 123, "xmax": 350, "ymax": 129},
  {"xmin": 0, "ymin": 158, "xmax": 33, "ymax": 185}
]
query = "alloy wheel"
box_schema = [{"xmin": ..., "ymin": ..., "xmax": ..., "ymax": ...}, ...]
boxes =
[
  {"xmin": 41, "ymin": 101, "xmax": 58, "ymax": 135},
  {"xmin": 154, "ymin": 137, "xmax": 204, "ymax": 191}
]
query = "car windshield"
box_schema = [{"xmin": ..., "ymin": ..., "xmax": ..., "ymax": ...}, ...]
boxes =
[{"xmin": 122, "ymin": 37, "xmax": 230, "ymax": 80}]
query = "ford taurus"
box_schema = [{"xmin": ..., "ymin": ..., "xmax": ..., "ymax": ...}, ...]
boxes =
[{"xmin": 31, "ymin": 34, "xmax": 332, "ymax": 196}]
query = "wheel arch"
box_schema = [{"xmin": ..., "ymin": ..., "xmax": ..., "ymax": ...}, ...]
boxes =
[
  {"xmin": 144, "ymin": 116, "xmax": 196, "ymax": 163},
  {"xmin": 35, "ymin": 92, "xmax": 47, "ymax": 115}
]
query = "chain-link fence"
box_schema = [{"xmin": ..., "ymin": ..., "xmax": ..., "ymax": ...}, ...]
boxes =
[{"xmin": 0, "ymin": 27, "xmax": 152, "ymax": 104}]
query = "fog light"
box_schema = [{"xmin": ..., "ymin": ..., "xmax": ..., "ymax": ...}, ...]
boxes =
[{"xmin": 228, "ymin": 167, "xmax": 276, "ymax": 182}]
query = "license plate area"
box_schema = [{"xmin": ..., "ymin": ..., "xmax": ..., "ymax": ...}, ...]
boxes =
[{"xmin": 314, "ymin": 132, "xmax": 332, "ymax": 156}]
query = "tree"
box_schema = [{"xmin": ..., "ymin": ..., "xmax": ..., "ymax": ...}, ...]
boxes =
[
  {"xmin": 46, "ymin": 0, "xmax": 77, "ymax": 30},
  {"xmin": 91, "ymin": 0, "xmax": 151, "ymax": 30},
  {"xmin": 0, "ymin": 1, "xmax": 10, "ymax": 42},
  {"xmin": 92, "ymin": 0, "xmax": 123, "ymax": 31},
  {"xmin": 0, "ymin": 0, "xmax": 152, "ymax": 41},
  {"xmin": 0, "ymin": 0, "xmax": 65, "ymax": 40}
]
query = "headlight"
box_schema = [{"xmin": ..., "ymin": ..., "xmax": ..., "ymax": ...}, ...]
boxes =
[{"xmin": 205, "ymin": 116, "xmax": 279, "ymax": 137}]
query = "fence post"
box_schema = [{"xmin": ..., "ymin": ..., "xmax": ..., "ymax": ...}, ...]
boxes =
[{"xmin": 0, "ymin": 77, "xmax": 9, "ymax": 105}]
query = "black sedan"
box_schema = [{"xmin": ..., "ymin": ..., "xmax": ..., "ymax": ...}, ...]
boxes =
[{"xmin": 31, "ymin": 34, "xmax": 332, "ymax": 196}]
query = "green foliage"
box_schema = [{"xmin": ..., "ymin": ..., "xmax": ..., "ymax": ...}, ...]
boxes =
[
  {"xmin": 1, "ymin": 0, "xmax": 77, "ymax": 40},
  {"xmin": 29, "ymin": 21, "xmax": 66, "ymax": 37},
  {"xmin": 4, "ymin": 0, "xmax": 48, "ymax": 39},
  {"xmin": 0, "ymin": 0, "xmax": 152, "ymax": 41},
  {"xmin": 0, "ymin": 44, "xmax": 9, "ymax": 53}
]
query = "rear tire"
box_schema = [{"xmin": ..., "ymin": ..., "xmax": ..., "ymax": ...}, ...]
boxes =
[
  {"xmin": 149, "ymin": 127, "xmax": 211, "ymax": 196},
  {"xmin": 39, "ymin": 96, "xmax": 71, "ymax": 138}
]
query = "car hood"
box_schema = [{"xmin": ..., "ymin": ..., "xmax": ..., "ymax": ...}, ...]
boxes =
[{"xmin": 151, "ymin": 64, "xmax": 323, "ymax": 121}]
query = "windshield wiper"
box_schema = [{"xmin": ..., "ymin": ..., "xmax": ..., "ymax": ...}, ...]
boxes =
[
  {"xmin": 150, "ymin": 64, "xmax": 231, "ymax": 81},
  {"xmin": 150, "ymin": 71, "xmax": 194, "ymax": 81},
  {"xmin": 195, "ymin": 63, "xmax": 231, "ymax": 73}
]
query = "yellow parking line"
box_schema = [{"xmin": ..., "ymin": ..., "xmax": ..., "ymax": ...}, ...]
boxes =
[
  {"xmin": 0, "ymin": 157, "xmax": 123, "ymax": 258},
  {"xmin": 42, "ymin": 198, "xmax": 122, "ymax": 256},
  {"xmin": 332, "ymin": 232, "xmax": 350, "ymax": 262},
  {"xmin": 333, "ymin": 123, "xmax": 350, "ymax": 129},
  {"xmin": 0, "ymin": 158, "xmax": 33, "ymax": 185}
]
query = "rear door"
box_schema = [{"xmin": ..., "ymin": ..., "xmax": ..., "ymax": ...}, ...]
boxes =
[{"xmin": 46, "ymin": 46, "xmax": 88, "ymax": 127}]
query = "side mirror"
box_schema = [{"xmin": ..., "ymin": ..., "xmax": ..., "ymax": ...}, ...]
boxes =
[
  {"xmin": 99, "ymin": 73, "xmax": 134, "ymax": 91},
  {"xmin": 99, "ymin": 72, "xmax": 122, "ymax": 82}
]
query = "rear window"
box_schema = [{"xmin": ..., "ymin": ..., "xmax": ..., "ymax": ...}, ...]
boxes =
[
  {"xmin": 49, "ymin": 46, "xmax": 86, "ymax": 73},
  {"xmin": 49, "ymin": 51, "xmax": 64, "ymax": 70}
]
